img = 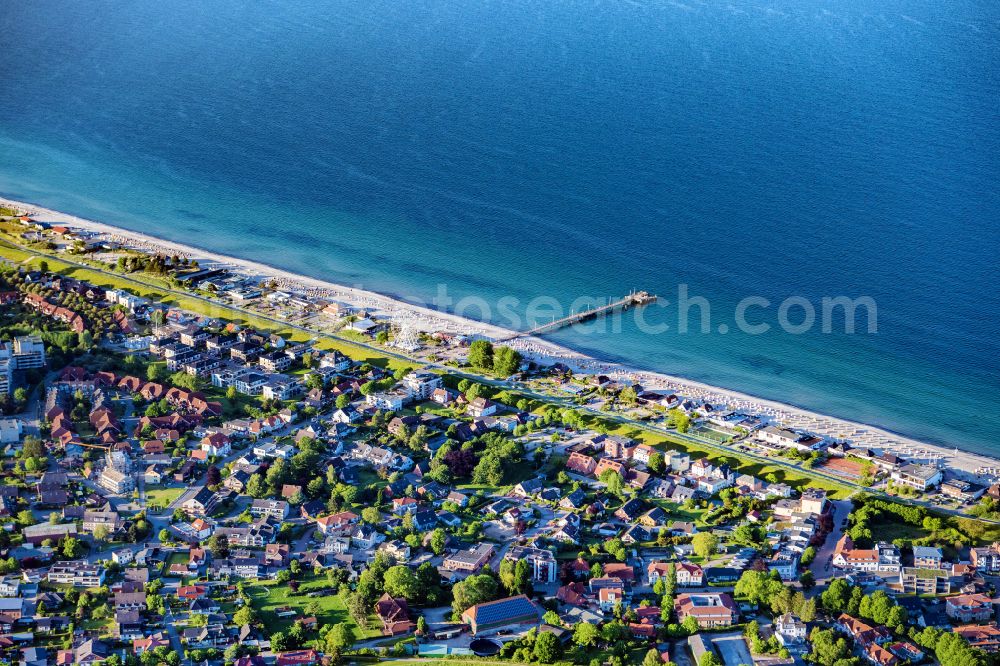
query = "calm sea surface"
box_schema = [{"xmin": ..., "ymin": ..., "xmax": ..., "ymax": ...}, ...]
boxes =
[{"xmin": 1, "ymin": 0, "xmax": 998, "ymax": 452}]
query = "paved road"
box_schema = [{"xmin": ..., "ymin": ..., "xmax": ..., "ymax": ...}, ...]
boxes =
[{"xmin": 812, "ymin": 499, "xmax": 853, "ymax": 582}]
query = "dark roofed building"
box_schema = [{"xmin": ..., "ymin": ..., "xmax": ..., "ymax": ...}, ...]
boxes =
[{"xmin": 461, "ymin": 594, "xmax": 542, "ymax": 635}]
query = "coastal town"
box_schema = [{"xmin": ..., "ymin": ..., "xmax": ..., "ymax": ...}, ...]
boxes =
[{"xmin": 1, "ymin": 210, "xmax": 1000, "ymax": 666}]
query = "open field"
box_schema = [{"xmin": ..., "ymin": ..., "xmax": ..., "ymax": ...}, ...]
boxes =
[
  {"xmin": 144, "ymin": 486, "xmax": 186, "ymax": 507},
  {"xmin": 246, "ymin": 573, "xmax": 383, "ymax": 639}
]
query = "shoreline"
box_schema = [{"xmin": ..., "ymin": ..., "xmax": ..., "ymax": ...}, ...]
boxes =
[{"xmin": 4, "ymin": 194, "xmax": 999, "ymax": 481}]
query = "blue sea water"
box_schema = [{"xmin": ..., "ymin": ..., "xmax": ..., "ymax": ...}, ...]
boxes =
[{"xmin": 1, "ymin": 0, "xmax": 998, "ymax": 453}]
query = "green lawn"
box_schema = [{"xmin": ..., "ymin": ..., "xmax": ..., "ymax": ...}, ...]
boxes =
[
  {"xmin": 0, "ymin": 235, "xmax": 411, "ymax": 371},
  {"xmin": 165, "ymin": 551, "xmax": 189, "ymax": 570},
  {"xmin": 649, "ymin": 499, "xmax": 710, "ymax": 526},
  {"xmin": 145, "ymin": 486, "xmax": 185, "ymax": 507},
  {"xmin": 246, "ymin": 573, "xmax": 383, "ymax": 639}
]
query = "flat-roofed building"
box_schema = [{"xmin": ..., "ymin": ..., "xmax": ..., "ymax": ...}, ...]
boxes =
[{"xmin": 442, "ymin": 543, "xmax": 495, "ymax": 573}]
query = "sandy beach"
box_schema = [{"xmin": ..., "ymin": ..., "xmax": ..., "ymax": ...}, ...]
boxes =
[{"xmin": 4, "ymin": 195, "xmax": 998, "ymax": 481}]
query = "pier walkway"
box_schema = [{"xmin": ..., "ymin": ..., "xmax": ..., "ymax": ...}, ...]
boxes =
[{"xmin": 500, "ymin": 290, "xmax": 657, "ymax": 341}]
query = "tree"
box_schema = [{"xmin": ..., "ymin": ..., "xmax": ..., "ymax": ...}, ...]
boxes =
[
  {"xmin": 691, "ymin": 532, "xmax": 718, "ymax": 558},
  {"xmin": 335, "ymin": 393, "xmax": 351, "ymax": 409},
  {"xmin": 643, "ymin": 649, "xmax": 664, "ymax": 666},
  {"xmin": 451, "ymin": 573, "xmax": 498, "ymax": 616},
  {"xmin": 383, "ymin": 566, "xmax": 419, "ymax": 600},
  {"xmin": 600, "ymin": 469, "xmax": 624, "ymax": 496},
  {"xmin": 574, "ymin": 622, "xmax": 599, "ymax": 648},
  {"xmin": 246, "ymin": 473, "xmax": 267, "ymax": 499},
  {"xmin": 886, "ymin": 604, "xmax": 907, "ymax": 630},
  {"xmin": 233, "ymin": 606, "xmax": 257, "ymax": 627},
  {"xmin": 533, "ymin": 631, "xmax": 560, "ymax": 664},
  {"xmin": 467, "ymin": 340, "xmax": 494, "ymax": 370},
  {"xmin": 799, "ymin": 596, "xmax": 818, "ymax": 623},
  {"xmin": 668, "ymin": 409, "xmax": 691, "ymax": 433},
  {"xmin": 206, "ymin": 465, "xmax": 221, "ymax": 487},
  {"xmin": 698, "ymin": 652, "xmax": 722, "ymax": 666},
  {"xmin": 647, "ymin": 451, "xmax": 666, "ymax": 475},
  {"xmin": 430, "ymin": 529, "xmax": 447, "ymax": 556},
  {"xmin": 663, "ymin": 563, "xmax": 677, "ymax": 600},
  {"xmin": 347, "ymin": 592, "xmax": 370, "ymax": 629},
  {"xmin": 92, "ymin": 525, "xmax": 110, "ymax": 543},
  {"xmin": 732, "ymin": 524, "xmax": 764, "ymax": 548},
  {"xmin": 821, "ymin": 578, "xmax": 851, "ymax": 613},
  {"xmin": 208, "ymin": 534, "xmax": 230, "ymax": 559},
  {"xmin": 492, "ymin": 346, "xmax": 522, "ymax": 377},
  {"xmin": 158, "ymin": 529, "xmax": 171, "ymax": 543},
  {"xmin": 807, "ymin": 628, "xmax": 854, "ymax": 666},
  {"xmin": 270, "ymin": 631, "xmax": 289, "ymax": 653},
  {"xmin": 327, "ymin": 623, "xmax": 354, "ymax": 651},
  {"xmin": 734, "ymin": 570, "xmax": 784, "ymax": 607},
  {"xmin": 472, "ymin": 454, "xmax": 504, "ymax": 486},
  {"xmin": 799, "ymin": 570, "xmax": 816, "ymax": 590},
  {"xmin": 62, "ymin": 537, "xmax": 83, "ymax": 559}
]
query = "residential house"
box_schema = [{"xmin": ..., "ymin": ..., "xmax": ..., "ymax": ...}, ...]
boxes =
[
  {"xmin": 674, "ymin": 593, "xmax": 738, "ymax": 628},
  {"xmin": 775, "ymin": 613, "xmax": 808, "ymax": 648},
  {"xmin": 182, "ymin": 487, "xmax": 219, "ymax": 517},
  {"xmin": 467, "ymin": 397, "xmax": 498, "ymax": 418},
  {"xmin": 913, "ymin": 546, "xmax": 944, "ymax": 569},
  {"xmin": 675, "ymin": 562, "xmax": 704, "ymax": 586},
  {"xmin": 352, "ymin": 524, "xmax": 384, "ymax": 550},
  {"xmin": 566, "ymin": 452, "xmax": 598, "ymax": 477},
  {"xmin": 375, "ymin": 593, "xmax": 414, "ymax": 636},
  {"xmin": 945, "ymin": 594, "xmax": 995, "ymax": 623},
  {"xmin": 250, "ymin": 499, "xmax": 289, "ymax": 521}
]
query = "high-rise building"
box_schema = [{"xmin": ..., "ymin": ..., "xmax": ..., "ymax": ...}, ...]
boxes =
[
  {"xmin": 12, "ymin": 336, "xmax": 46, "ymax": 370},
  {"xmin": 0, "ymin": 347, "xmax": 12, "ymax": 396}
]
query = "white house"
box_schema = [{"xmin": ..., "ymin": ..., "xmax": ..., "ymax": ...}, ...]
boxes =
[
  {"xmin": 366, "ymin": 389, "xmax": 409, "ymax": 412},
  {"xmin": 891, "ymin": 464, "xmax": 943, "ymax": 492},
  {"xmin": 755, "ymin": 426, "xmax": 825, "ymax": 452},
  {"xmin": 401, "ymin": 372, "xmax": 442, "ymax": 401},
  {"xmin": 0, "ymin": 419, "xmax": 22, "ymax": 445},
  {"xmin": 468, "ymin": 397, "xmax": 497, "ymax": 418},
  {"xmin": 775, "ymin": 613, "xmax": 808, "ymax": 647},
  {"xmin": 352, "ymin": 524, "xmax": 385, "ymax": 550}
]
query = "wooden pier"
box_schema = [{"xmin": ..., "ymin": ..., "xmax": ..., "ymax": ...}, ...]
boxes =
[{"xmin": 500, "ymin": 290, "xmax": 658, "ymax": 341}]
